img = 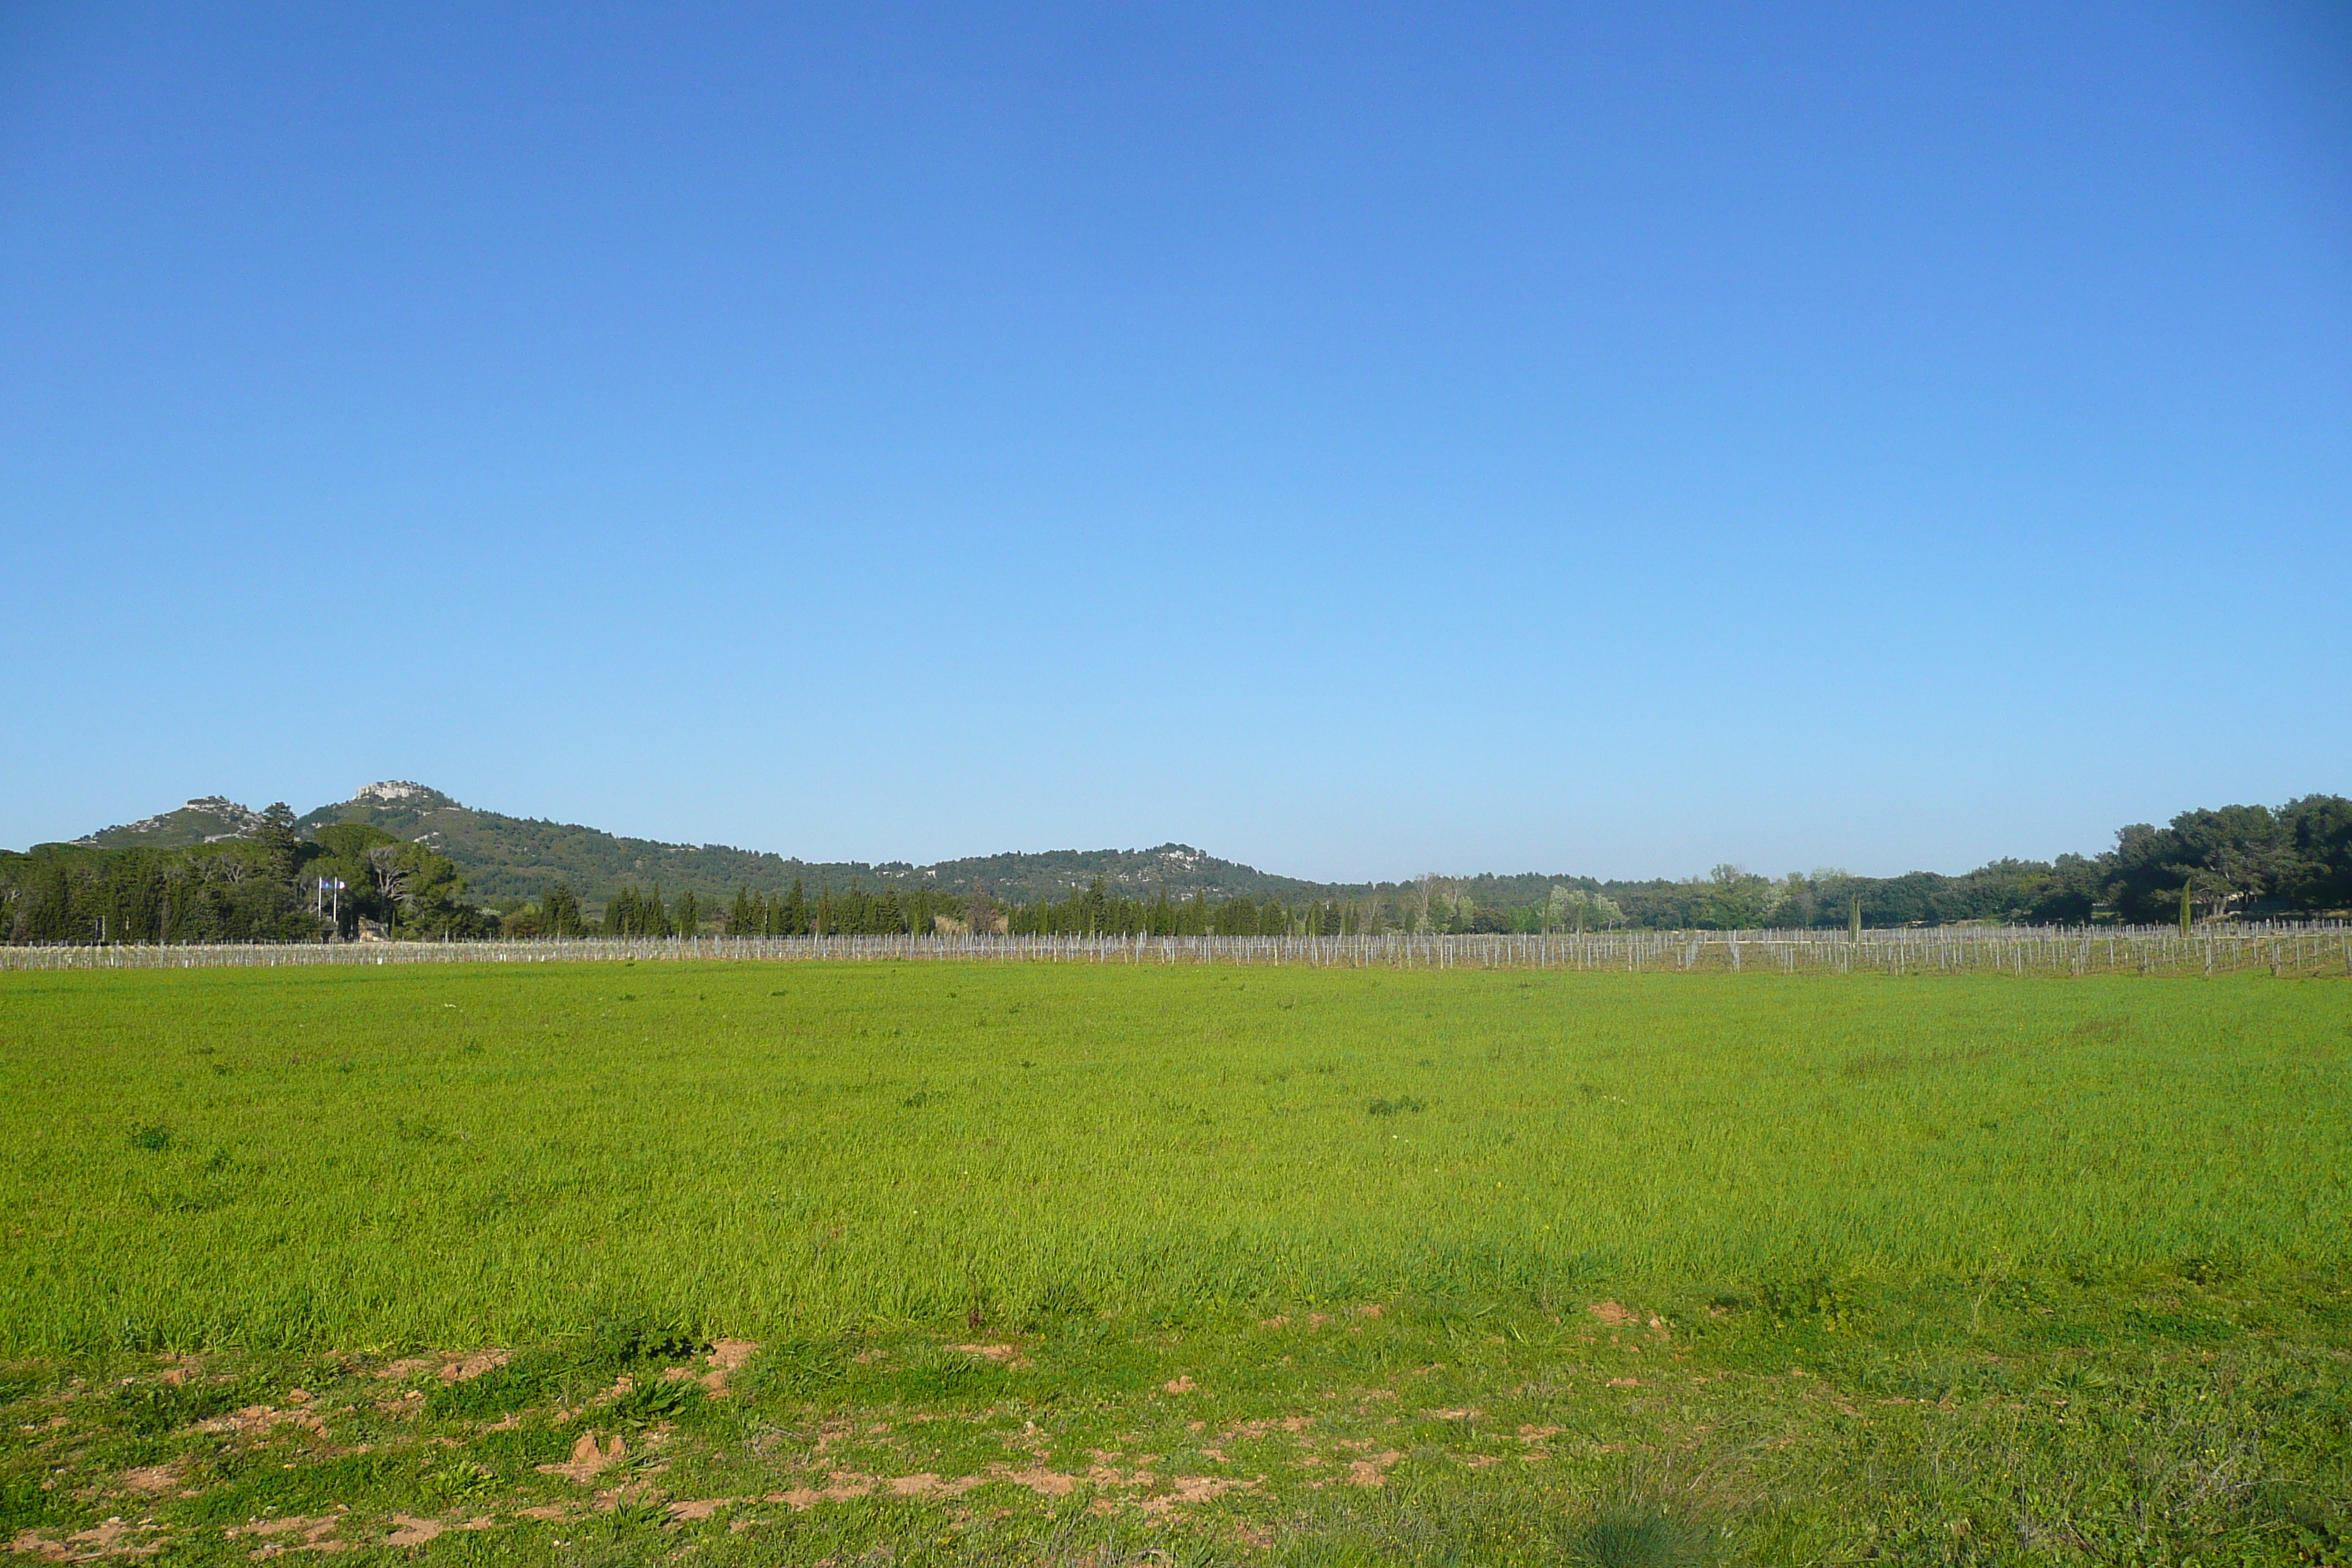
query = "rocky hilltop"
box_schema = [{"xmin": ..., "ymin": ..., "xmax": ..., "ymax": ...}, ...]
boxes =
[{"xmin": 72, "ymin": 796, "xmax": 270, "ymax": 849}]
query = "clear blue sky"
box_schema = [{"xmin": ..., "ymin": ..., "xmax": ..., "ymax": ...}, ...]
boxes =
[{"xmin": 4, "ymin": 2, "xmax": 2346, "ymax": 881}]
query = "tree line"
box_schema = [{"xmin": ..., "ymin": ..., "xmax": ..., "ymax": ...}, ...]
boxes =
[
  {"xmin": 7, "ymin": 794, "xmax": 2346, "ymax": 944},
  {"xmin": 0, "ymin": 808, "xmax": 491, "ymax": 945}
]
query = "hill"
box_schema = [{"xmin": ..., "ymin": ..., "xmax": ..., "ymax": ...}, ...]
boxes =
[
  {"xmin": 288, "ymin": 783, "xmax": 1341, "ymax": 909},
  {"xmin": 72, "ymin": 796, "xmax": 270, "ymax": 849}
]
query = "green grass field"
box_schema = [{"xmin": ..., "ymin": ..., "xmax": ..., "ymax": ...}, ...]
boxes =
[{"xmin": 2, "ymin": 962, "xmax": 2347, "ymax": 1564}]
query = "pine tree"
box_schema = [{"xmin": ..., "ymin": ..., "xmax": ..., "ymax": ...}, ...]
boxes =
[
  {"xmin": 253, "ymin": 803, "xmax": 302, "ymax": 889},
  {"xmin": 729, "ymin": 886, "xmax": 755, "ymax": 935},
  {"xmin": 674, "ymin": 889, "xmax": 699, "ymax": 937}
]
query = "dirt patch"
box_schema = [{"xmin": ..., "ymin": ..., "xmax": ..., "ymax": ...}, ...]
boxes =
[
  {"xmin": 11, "ymin": 1518, "xmax": 172, "ymax": 1562},
  {"xmin": 765, "ymin": 1473, "xmax": 878, "ymax": 1509},
  {"xmin": 750, "ymin": 1459, "xmax": 1248, "ymax": 1514},
  {"xmin": 1258, "ymin": 1316, "xmax": 1289, "ymax": 1329},
  {"xmin": 1608, "ymin": 1377, "xmax": 1643, "ymax": 1389},
  {"xmin": 536, "ymin": 1432, "xmax": 626, "ymax": 1485},
  {"xmin": 381, "ymin": 1516, "xmax": 442, "ymax": 1548},
  {"xmin": 223, "ymin": 1513, "xmax": 344, "ymax": 1558},
  {"xmin": 1137, "ymin": 1475, "xmax": 1256, "ymax": 1518},
  {"xmin": 372, "ymin": 1360, "xmax": 436, "ymax": 1381},
  {"xmin": 1588, "ymin": 1300, "xmax": 1637, "ymax": 1327},
  {"xmin": 666, "ymin": 1500, "xmax": 728, "ymax": 1523},
  {"xmin": 1162, "ymin": 1376, "xmax": 1195, "ymax": 1393},
  {"xmin": 1423, "ymin": 1408, "xmax": 1480, "ymax": 1421},
  {"xmin": 1088, "ymin": 1464, "xmax": 1161, "ymax": 1495},
  {"xmin": 513, "ymin": 1506, "xmax": 570, "ymax": 1523},
  {"xmin": 1346, "ymin": 1450, "xmax": 1402, "ymax": 1487},
  {"xmin": 951, "ymin": 1343, "xmax": 1030, "ymax": 1368},
  {"xmin": 437, "ymin": 1352, "xmax": 507, "ymax": 1384},
  {"xmin": 116, "ymin": 1466, "xmax": 178, "ymax": 1496},
  {"xmin": 1357, "ymin": 1303, "xmax": 1385, "ymax": 1319},
  {"xmin": 992, "ymin": 1467, "xmax": 1079, "ymax": 1499},
  {"xmin": 700, "ymin": 1340, "xmax": 761, "ymax": 1394},
  {"xmin": 205, "ymin": 1406, "xmax": 325, "ymax": 1437}
]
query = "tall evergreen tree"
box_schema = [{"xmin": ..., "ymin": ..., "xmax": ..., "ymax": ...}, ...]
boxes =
[{"xmin": 603, "ymin": 886, "xmax": 637, "ymax": 935}]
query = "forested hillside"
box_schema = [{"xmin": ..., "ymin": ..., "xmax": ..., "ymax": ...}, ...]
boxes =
[
  {"xmin": 10, "ymin": 781, "xmax": 2346, "ymax": 944},
  {"xmin": 6, "ymin": 805, "xmax": 490, "ymax": 945},
  {"xmin": 284, "ymin": 783, "xmax": 1327, "ymax": 908}
]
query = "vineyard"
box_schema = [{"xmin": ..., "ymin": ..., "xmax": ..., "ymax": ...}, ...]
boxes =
[{"xmin": 5, "ymin": 920, "xmax": 2345, "ymax": 976}]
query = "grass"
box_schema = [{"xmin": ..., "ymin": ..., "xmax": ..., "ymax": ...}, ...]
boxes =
[{"xmin": 0, "ymin": 962, "xmax": 2346, "ymax": 1563}]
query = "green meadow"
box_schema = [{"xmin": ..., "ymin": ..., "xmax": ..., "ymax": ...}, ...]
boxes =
[{"xmin": 1, "ymin": 962, "xmax": 2347, "ymax": 1564}]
